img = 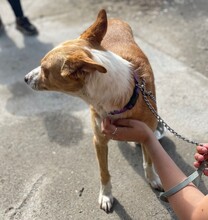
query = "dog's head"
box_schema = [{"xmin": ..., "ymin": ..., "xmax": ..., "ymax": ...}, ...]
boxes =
[{"xmin": 24, "ymin": 10, "xmax": 108, "ymax": 94}]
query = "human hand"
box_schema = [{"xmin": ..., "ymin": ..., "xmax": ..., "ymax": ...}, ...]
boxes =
[
  {"xmin": 101, "ymin": 118, "xmax": 154, "ymax": 144},
  {"xmin": 194, "ymin": 144, "xmax": 208, "ymax": 176}
]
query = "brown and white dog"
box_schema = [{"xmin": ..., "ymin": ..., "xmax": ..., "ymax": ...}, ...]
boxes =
[{"xmin": 25, "ymin": 9, "xmax": 162, "ymax": 212}]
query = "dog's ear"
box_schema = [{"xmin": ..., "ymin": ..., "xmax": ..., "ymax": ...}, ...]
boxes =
[
  {"xmin": 80, "ymin": 9, "xmax": 107, "ymax": 44},
  {"xmin": 81, "ymin": 57, "xmax": 107, "ymax": 73},
  {"xmin": 61, "ymin": 57, "xmax": 107, "ymax": 77}
]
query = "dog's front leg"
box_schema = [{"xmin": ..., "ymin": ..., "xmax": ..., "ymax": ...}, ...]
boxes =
[
  {"xmin": 90, "ymin": 108, "xmax": 113, "ymax": 212},
  {"xmin": 141, "ymin": 144, "xmax": 163, "ymax": 190},
  {"xmin": 93, "ymin": 134, "xmax": 113, "ymax": 212}
]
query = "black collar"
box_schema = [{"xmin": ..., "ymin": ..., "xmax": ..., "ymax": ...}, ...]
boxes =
[{"xmin": 108, "ymin": 71, "xmax": 140, "ymax": 115}]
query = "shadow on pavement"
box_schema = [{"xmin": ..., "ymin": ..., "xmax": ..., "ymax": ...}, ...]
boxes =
[
  {"xmin": 42, "ymin": 111, "xmax": 84, "ymax": 147},
  {"xmin": 0, "ymin": 30, "xmax": 53, "ymax": 85},
  {"xmin": 113, "ymin": 198, "xmax": 133, "ymax": 220}
]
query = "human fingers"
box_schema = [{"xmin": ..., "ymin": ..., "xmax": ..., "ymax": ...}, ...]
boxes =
[
  {"xmin": 203, "ymin": 169, "xmax": 208, "ymax": 176},
  {"xmin": 114, "ymin": 118, "xmax": 145, "ymax": 129},
  {"xmin": 104, "ymin": 123, "xmax": 148, "ymax": 142},
  {"xmin": 193, "ymin": 161, "xmax": 200, "ymax": 169},
  {"xmin": 196, "ymin": 145, "xmax": 208, "ymax": 160},
  {"xmin": 101, "ymin": 118, "xmax": 127, "ymax": 140},
  {"xmin": 102, "ymin": 118, "xmax": 152, "ymax": 143},
  {"xmin": 194, "ymin": 154, "xmax": 208, "ymax": 174},
  {"xmin": 102, "ymin": 120, "xmax": 138, "ymax": 141},
  {"xmin": 196, "ymin": 145, "xmax": 208, "ymax": 155},
  {"xmin": 194, "ymin": 144, "xmax": 208, "ymax": 175},
  {"xmin": 194, "ymin": 153, "xmax": 205, "ymax": 162},
  {"xmin": 101, "ymin": 118, "xmax": 116, "ymax": 135},
  {"xmin": 102, "ymin": 124, "xmax": 129, "ymax": 141},
  {"xmin": 113, "ymin": 118, "xmax": 134, "ymax": 127},
  {"xmin": 102, "ymin": 118, "xmax": 111, "ymax": 130},
  {"xmin": 194, "ymin": 153, "xmax": 204, "ymax": 169},
  {"xmin": 193, "ymin": 160, "xmax": 208, "ymax": 172}
]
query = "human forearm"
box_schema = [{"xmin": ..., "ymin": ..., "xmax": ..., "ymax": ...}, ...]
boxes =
[
  {"xmin": 144, "ymin": 132, "xmax": 205, "ymax": 219},
  {"xmin": 144, "ymin": 133, "xmax": 188, "ymax": 190}
]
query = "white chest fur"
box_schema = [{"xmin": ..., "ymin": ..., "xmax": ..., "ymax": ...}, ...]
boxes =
[{"xmin": 82, "ymin": 48, "xmax": 134, "ymax": 117}]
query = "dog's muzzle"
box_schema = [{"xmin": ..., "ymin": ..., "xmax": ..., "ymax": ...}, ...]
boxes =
[{"xmin": 24, "ymin": 66, "xmax": 41, "ymax": 90}]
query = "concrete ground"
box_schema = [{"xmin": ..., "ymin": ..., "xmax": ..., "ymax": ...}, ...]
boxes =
[{"xmin": 0, "ymin": 0, "xmax": 208, "ymax": 219}]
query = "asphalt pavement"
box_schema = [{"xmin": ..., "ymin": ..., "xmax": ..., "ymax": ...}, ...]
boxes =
[{"xmin": 0, "ymin": 1, "xmax": 208, "ymax": 220}]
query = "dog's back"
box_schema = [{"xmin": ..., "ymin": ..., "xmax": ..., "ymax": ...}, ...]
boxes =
[
  {"xmin": 102, "ymin": 19, "xmax": 147, "ymax": 64},
  {"xmin": 101, "ymin": 18, "xmax": 157, "ymax": 130}
]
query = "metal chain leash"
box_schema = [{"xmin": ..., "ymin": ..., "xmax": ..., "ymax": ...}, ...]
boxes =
[{"xmin": 139, "ymin": 78, "xmax": 202, "ymax": 146}]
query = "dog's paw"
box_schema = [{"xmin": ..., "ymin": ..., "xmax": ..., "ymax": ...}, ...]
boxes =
[
  {"xmin": 99, "ymin": 194, "xmax": 114, "ymax": 212},
  {"xmin": 98, "ymin": 181, "xmax": 114, "ymax": 212},
  {"xmin": 144, "ymin": 165, "xmax": 163, "ymax": 191},
  {"xmin": 148, "ymin": 174, "xmax": 163, "ymax": 191}
]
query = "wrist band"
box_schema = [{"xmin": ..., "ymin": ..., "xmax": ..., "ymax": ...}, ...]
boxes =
[{"xmin": 160, "ymin": 160, "xmax": 208, "ymax": 202}]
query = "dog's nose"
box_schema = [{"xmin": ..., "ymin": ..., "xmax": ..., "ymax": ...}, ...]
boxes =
[{"xmin": 24, "ymin": 76, "xmax": 28, "ymax": 83}]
